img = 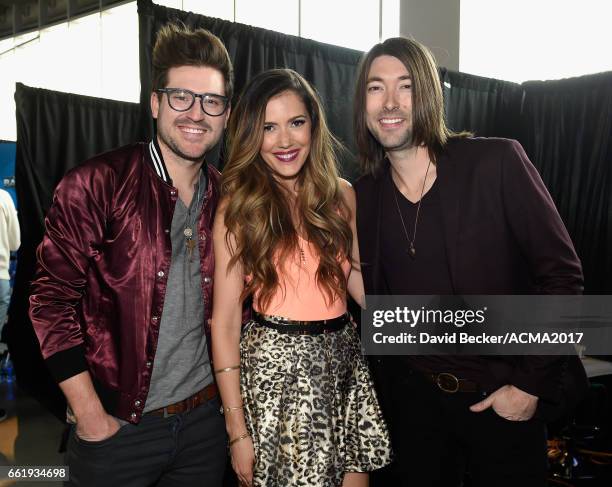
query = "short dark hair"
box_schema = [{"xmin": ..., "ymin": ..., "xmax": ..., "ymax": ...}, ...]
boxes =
[
  {"xmin": 353, "ymin": 37, "xmax": 454, "ymax": 176},
  {"xmin": 152, "ymin": 22, "xmax": 234, "ymax": 100}
]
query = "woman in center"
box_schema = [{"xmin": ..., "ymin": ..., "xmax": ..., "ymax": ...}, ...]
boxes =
[{"xmin": 211, "ymin": 69, "xmax": 391, "ymax": 487}]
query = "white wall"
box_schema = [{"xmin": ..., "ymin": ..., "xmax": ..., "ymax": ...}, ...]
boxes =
[
  {"xmin": 398, "ymin": 0, "xmax": 612, "ymax": 82},
  {"xmin": 399, "ymin": 0, "xmax": 460, "ymax": 70},
  {"xmin": 0, "ymin": 2, "xmax": 140, "ymax": 141},
  {"xmin": 460, "ymin": 0, "xmax": 612, "ymax": 83}
]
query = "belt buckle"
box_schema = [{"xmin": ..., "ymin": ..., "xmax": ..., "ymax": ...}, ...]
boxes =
[{"xmin": 436, "ymin": 372, "xmax": 460, "ymax": 393}]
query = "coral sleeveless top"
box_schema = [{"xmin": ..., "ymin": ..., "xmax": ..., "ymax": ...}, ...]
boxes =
[{"xmin": 253, "ymin": 236, "xmax": 351, "ymax": 320}]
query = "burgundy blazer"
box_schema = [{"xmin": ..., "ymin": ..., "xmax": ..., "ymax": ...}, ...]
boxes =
[{"xmin": 355, "ymin": 137, "xmax": 586, "ymax": 413}]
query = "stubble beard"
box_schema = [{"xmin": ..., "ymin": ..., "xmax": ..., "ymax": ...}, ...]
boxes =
[
  {"xmin": 158, "ymin": 120, "xmax": 218, "ymax": 164},
  {"xmin": 372, "ymin": 125, "xmax": 414, "ymax": 153}
]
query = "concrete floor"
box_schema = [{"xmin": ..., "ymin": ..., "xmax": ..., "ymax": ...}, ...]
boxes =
[{"xmin": 0, "ymin": 380, "xmax": 65, "ymax": 487}]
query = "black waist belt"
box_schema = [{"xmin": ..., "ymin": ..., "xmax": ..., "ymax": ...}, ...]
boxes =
[
  {"xmin": 424, "ymin": 371, "xmax": 479, "ymax": 393},
  {"xmin": 253, "ymin": 311, "xmax": 349, "ymax": 335}
]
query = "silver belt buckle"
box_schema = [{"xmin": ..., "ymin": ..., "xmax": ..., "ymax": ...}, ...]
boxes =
[{"xmin": 436, "ymin": 372, "xmax": 460, "ymax": 393}]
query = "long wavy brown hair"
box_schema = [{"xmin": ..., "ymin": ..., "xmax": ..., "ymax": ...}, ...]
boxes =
[{"xmin": 222, "ymin": 69, "xmax": 352, "ymax": 311}]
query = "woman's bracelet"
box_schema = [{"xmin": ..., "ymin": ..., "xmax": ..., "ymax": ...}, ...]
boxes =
[
  {"xmin": 221, "ymin": 404, "xmax": 244, "ymax": 413},
  {"xmin": 214, "ymin": 364, "xmax": 240, "ymax": 374},
  {"xmin": 229, "ymin": 432, "xmax": 250, "ymax": 447}
]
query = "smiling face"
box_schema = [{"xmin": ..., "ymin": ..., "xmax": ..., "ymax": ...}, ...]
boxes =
[
  {"xmin": 151, "ymin": 65, "xmax": 230, "ymax": 166},
  {"xmin": 365, "ymin": 55, "xmax": 413, "ymax": 153},
  {"xmin": 259, "ymin": 90, "xmax": 312, "ymax": 187}
]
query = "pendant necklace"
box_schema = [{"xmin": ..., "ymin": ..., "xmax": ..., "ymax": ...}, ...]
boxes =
[
  {"xmin": 390, "ymin": 159, "xmax": 432, "ymax": 259},
  {"xmin": 184, "ymin": 170, "xmax": 203, "ymax": 262},
  {"xmin": 298, "ymin": 245, "xmax": 307, "ymax": 264},
  {"xmin": 297, "ymin": 230, "xmax": 307, "ymax": 265},
  {"xmin": 293, "ymin": 198, "xmax": 307, "ymax": 265}
]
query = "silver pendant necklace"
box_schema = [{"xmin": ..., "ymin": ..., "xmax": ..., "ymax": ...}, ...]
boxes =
[
  {"xmin": 390, "ymin": 160, "xmax": 432, "ymax": 259},
  {"xmin": 184, "ymin": 170, "xmax": 203, "ymax": 261}
]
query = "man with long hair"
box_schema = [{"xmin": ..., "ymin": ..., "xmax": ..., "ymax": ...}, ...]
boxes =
[
  {"xmin": 353, "ymin": 37, "xmax": 586, "ymax": 486},
  {"xmin": 29, "ymin": 23, "xmax": 232, "ymax": 486}
]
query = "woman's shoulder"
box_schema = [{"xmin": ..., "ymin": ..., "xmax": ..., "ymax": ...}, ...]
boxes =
[
  {"xmin": 338, "ymin": 177, "xmax": 353, "ymax": 190},
  {"xmin": 338, "ymin": 178, "xmax": 356, "ymax": 209}
]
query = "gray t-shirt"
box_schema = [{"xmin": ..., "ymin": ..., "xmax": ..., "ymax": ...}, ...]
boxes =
[{"xmin": 144, "ymin": 182, "xmax": 212, "ymax": 412}]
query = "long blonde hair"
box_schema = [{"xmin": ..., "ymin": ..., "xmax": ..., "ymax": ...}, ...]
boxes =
[{"xmin": 222, "ymin": 69, "xmax": 352, "ymax": 311}]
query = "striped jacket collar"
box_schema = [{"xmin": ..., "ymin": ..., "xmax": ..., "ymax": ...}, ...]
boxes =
[
  {"xmin": 148, "ymin": 137, "xmax": 209, "ymax": 190},
  {"xmin": 148, "ymin": 137, "xmax": 171, "ymax": 184}
]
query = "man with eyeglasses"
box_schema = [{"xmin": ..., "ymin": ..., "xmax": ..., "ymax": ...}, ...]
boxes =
[{"xmin": 30, "ymin": 23, "xmax": 232, "ymax": 487}]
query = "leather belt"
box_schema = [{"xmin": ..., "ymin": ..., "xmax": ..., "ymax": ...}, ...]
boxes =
[
  {"xmin": 253, "ymin": 311, "xmax": 349, "ymax": 335},
  {"xmin": 427, "ymin": 372, "xmax": 479, "ymax": 393},
  {"xmin": 148, "ymin": 383, "xmax": 218, "ymax": 417}
]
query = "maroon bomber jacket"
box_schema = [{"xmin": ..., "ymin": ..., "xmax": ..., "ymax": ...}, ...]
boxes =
[{"xmin": 29, "ymin": 142, "xmax": 220, "ymax": 423}]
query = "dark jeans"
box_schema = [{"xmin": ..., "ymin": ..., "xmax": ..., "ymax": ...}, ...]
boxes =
[
  {"xmin": 371, "ymin": 367, "xmax": 548, "ymax": 487},
  {"xmin": 65, "ymin": 396, "xmax": 227, "ymax": 487}
]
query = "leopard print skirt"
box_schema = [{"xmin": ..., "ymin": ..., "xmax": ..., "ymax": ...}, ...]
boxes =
[{"xmin": 240, "ymin": 313, "xmax": 393, "ymax": 487}]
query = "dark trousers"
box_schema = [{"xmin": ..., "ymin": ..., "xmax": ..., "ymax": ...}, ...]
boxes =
[
  {"xmin": 65, "ymin": 396, "xmax": 227, "ymax": 487},
  {"xmin": 371, "ymin": 367, "xmax": 548, "ymax": 487}
]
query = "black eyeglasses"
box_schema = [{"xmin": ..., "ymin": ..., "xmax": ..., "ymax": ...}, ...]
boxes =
[{"xmin": 156, "ymin": 88, "xmax": 229, "ymax": 116}]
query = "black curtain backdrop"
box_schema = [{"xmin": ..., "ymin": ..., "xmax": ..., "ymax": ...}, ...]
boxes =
[
  {"xmin": 519, "ymin": 73, "xmax": 612, "ymax": 293},
  {"xmin": 440, "ymin": 69, "xmax": 524, "ymax": 140},
  {"xmin": 439, "ymin": 69, "xmax": 612, "ymax": 292},
  {"xmin": 7, "ymin": 83, "xmax": 143, "ymax": 418},
  {"xmin": 7, "ymin": 0, "xmax": 612, "ymax": 418}
]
